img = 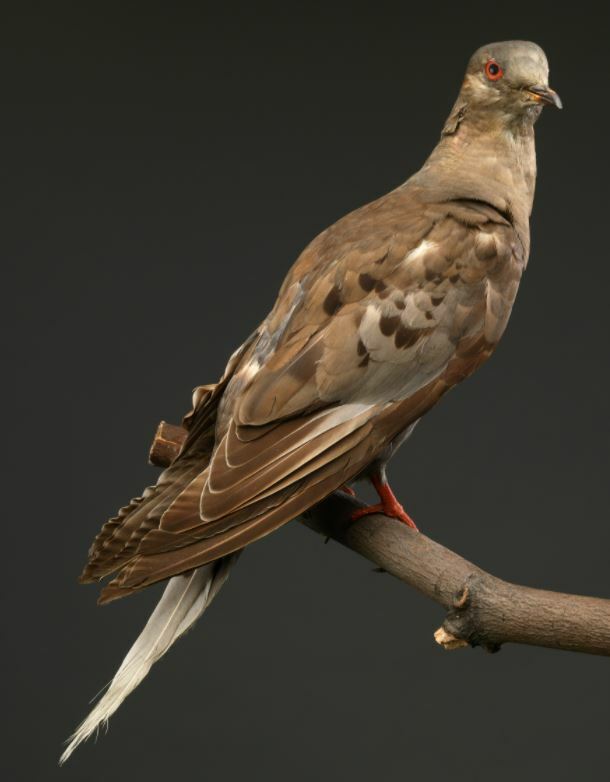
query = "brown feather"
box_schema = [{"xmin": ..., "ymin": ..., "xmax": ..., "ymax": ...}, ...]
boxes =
[{"xmin": 84, "ymin": 138, "xmax": 529, "ymax": 599}]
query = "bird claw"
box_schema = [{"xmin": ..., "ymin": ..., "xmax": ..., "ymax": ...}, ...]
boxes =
[
  {"xmin": 339, "ymin": 484, "xmax": 356, "ymax": 496},
  {"xmin": 350, "ymin": 498, "xmax": 419, "ymax": 532}
]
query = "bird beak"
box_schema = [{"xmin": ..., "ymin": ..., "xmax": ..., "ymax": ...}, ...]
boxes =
[{"xmin": 526, "ymin": 85, "xmax": 563, "ymax": 109}]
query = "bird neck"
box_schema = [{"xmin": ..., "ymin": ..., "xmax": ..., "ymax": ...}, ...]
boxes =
[{"xmin": 413, "ymin": 105, "xmax": 538, "ymax": 248}]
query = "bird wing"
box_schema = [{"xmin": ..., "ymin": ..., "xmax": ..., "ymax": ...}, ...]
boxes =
[
  {"xmin": 80, "ymin": 332, "xmax": 258, "ymax": 583},
  {"xmin": 93, "ymin": 191, "xmax": 523, "ymax": 601}
]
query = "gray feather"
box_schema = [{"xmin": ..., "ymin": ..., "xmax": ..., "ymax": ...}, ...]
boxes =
[{"xmin": 60, "ymin": 554, "xmax": 238, "ymax": 764}]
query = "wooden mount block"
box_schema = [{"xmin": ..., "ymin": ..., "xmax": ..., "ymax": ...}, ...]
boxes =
[{"xmin": 149, "ymin": 421, "xmax": 188, "ymax": 467}]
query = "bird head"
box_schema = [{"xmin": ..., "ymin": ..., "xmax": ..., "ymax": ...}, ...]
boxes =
[{"xmin": 458, "ymin": 41, "xmax": 561, "ymax": 127}]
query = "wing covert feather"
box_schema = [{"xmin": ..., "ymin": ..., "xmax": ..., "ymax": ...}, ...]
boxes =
[{"xmin": 89, "ymin": 191, "xmax": 524, "ymax": 599}]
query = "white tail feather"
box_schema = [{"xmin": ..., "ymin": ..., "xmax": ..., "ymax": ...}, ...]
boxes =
[{"xmin": 60, "ymin": 554, "xmax": 238, "ymax": 764}]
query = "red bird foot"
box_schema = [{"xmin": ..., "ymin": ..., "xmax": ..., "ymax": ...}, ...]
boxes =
[{"xmin": 350, "ymin": 473, "xmax": 419, "ymax": 531}]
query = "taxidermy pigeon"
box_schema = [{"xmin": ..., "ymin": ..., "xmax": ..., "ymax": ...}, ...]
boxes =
[{"xmin": 61, "ymin": 40, "xmax": 561, "ymax": 762}]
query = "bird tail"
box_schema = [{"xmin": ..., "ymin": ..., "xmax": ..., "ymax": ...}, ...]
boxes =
[{"xmin": 60, "ymin": 553, "xmax": 239, "ymax": 764}]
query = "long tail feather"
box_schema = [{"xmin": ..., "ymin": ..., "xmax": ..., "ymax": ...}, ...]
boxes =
[{"xmin": 60, "ymin": 553, "xmax": 239, "ymax": 764}]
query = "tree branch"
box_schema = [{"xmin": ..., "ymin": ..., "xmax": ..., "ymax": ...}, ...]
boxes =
[
  {"xmin": 151, "ymin": 421, "xmax": 610, "ymax": 657},
  {"xmin": 303, "ymin": 494, "xmax": 610, "ymax": 656}
]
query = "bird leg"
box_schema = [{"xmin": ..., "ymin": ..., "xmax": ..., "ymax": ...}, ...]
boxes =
[{"xmin": 350, "ymin": 471, "xmax": 418, "ymax": 531}]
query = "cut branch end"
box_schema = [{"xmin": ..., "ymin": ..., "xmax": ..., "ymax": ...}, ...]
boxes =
[{"xmin": 434, "ymin": 626, "xmax": 469, "ymax": 650}]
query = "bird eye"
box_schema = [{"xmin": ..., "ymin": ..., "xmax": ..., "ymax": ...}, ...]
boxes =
[{"xmin": 485, "ymin": 59, "xmax": 504, "ymax": 81}]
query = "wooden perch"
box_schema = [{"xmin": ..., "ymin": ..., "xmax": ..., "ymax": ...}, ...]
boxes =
[
  {"xmin": 303, "ymin": 494, "xmax": 610, "ymax": 656},
  {"xmin": 149, "ymin": 421, "xmax": 610, "ymax": 657}
]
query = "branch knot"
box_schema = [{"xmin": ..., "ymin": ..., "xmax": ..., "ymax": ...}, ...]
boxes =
[{"xmin": 440, "ymin": 575, "xmax": 501, "ymax": 653}]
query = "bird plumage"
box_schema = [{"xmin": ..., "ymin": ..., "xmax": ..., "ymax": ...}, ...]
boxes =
[
  {"xmin": 90, "ymin": 164, "xmax": 526, "ymax": 600},
  {"xmin": 61, "ymin": 555, "xmax": 238, "ymax": 764},
  {"xmin": 65, "ymin": 40, "xmax": 560, "ymax": 759}
]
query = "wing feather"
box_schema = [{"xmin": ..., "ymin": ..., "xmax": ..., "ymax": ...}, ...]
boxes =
[{"xmin": 88, "ymin": 194, "xmax": 522, "ymax": 599}]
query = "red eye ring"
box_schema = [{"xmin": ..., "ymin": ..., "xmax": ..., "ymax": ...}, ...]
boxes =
[{"xmin": 485, "ymin": 59, "xmax": 504, "ymax": 81}]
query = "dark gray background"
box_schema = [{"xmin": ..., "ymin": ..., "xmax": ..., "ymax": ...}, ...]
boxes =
[{"xmin": 4, "ymin": 2, "xmax": 609, "ymax": 780}]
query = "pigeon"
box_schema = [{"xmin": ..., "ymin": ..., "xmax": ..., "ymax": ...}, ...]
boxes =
[{"xmin": 62, "ymin": 40, "xmax": 561, "ymax": 761}]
